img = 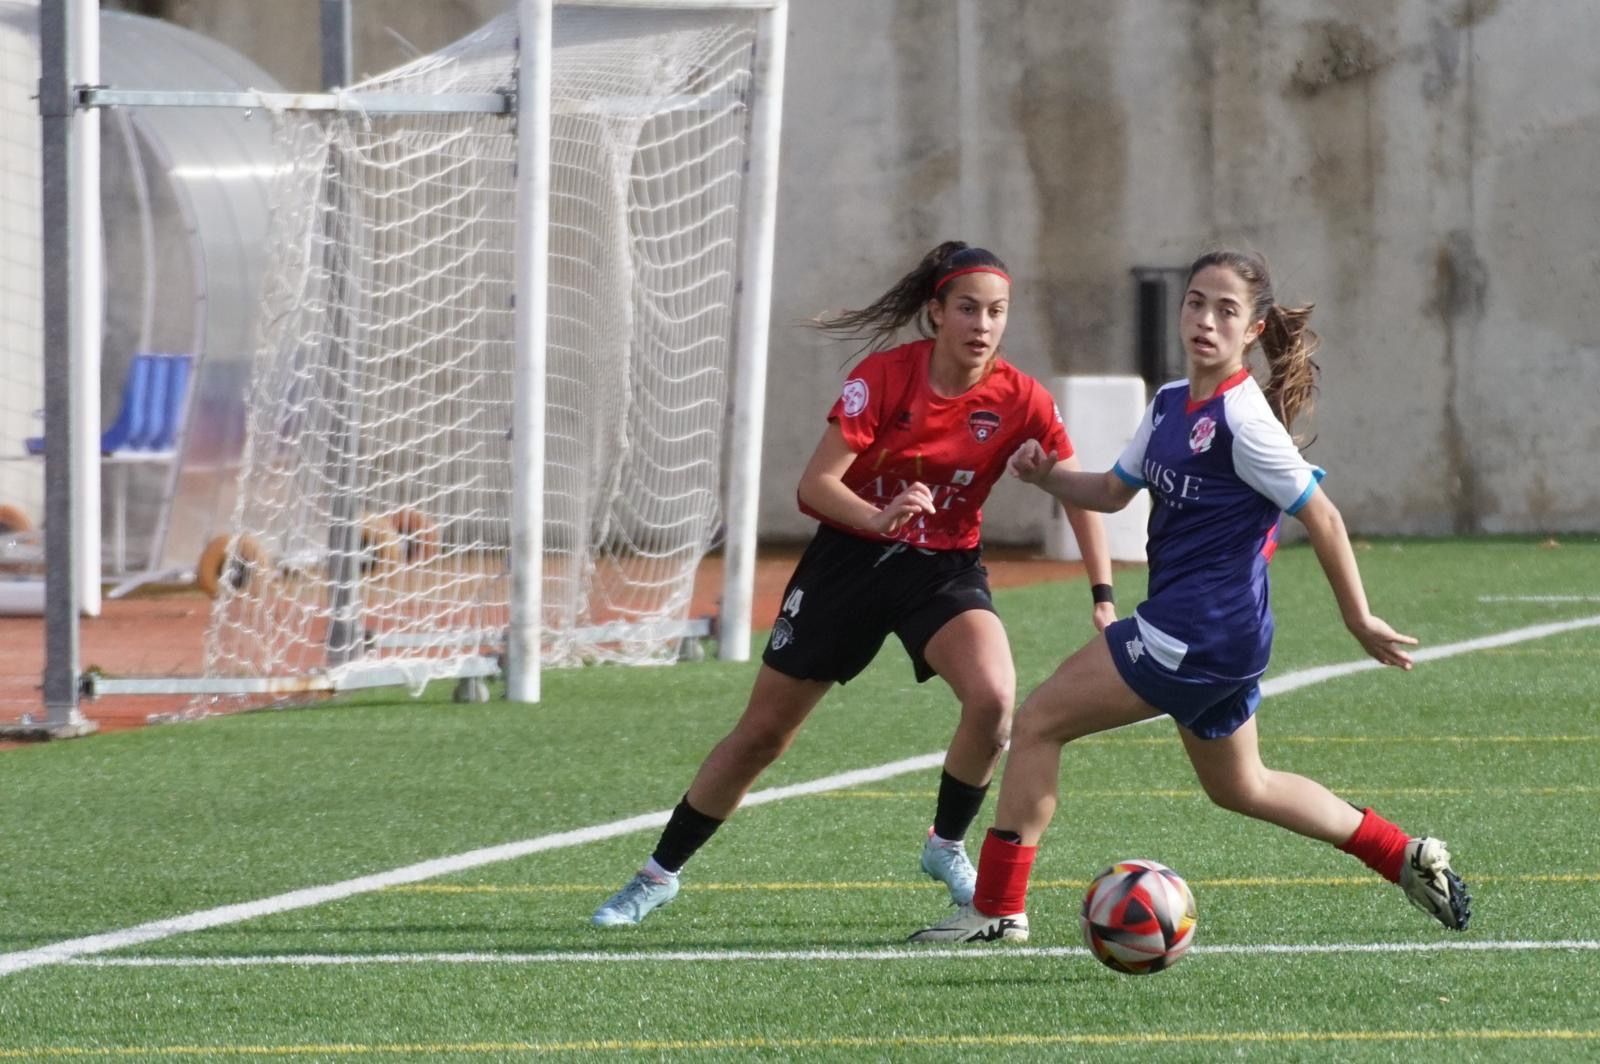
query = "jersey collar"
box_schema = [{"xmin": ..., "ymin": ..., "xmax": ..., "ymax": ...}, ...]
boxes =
[{"xmin": 1185, "ymin": 366, "xmax": 1251, "ymax": 414}]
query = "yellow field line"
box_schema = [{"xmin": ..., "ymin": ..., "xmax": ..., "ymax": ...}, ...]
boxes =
[
  {"xmin": 389, "ymin": 871, "xmax": 1600, "ymax": 895},
  {"xmin": 5, "ymin": 1028, "xmax": 1597, "ymax": 1057}
]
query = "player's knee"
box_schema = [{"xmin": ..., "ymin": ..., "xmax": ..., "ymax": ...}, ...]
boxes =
[
  {"xmin": 1201, "ymin": 774, "xmax": 1266, "ymax": 816},
  {"xmin": 1010, "ymin": 698, "xmax": 1067, "ymax": 750},
  {"xmin": 960, "ymin": 687, "xmax": 1013, "ymax": 748}
]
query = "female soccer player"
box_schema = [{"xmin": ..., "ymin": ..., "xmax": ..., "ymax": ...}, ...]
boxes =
[
  {"xmin": 593, "ymin": 241, "xmax": 1117, "ymax": 926},
  {"xmin": 911, "ymin": 249, "xmax": 1471, "ymax": 943}
]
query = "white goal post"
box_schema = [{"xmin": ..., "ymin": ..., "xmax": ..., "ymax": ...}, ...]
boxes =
[{"xmin": 56, "ymin": 0, "xmax": 787, "ymax": 712}]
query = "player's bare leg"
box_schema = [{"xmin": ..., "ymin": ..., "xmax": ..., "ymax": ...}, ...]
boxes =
[
  {"xmin": 593, "ymin": 667, "xmax": 830, "ymax": 927},
  {"xmin": 911, "ymin": 637, "xmax": 1157, "ymax": 942},
  {"xmin": 1177, "ymin": 716, "xmax": 1361, "ymax": 842},
  {"xmin": 1179, "ymin": 715, "xmax": 1470, "ymax": 930},
  {"xmin": 686, "ymin": 666, "xmax": 833, "ymax": 817},
  {"xmin": 995, "ymin": 637, "xmax": 1159, "ymax": 845},
  {"xmin": 919, "ymin": 609, "xmax": 1016, "ymax": 903},
  {"xmin": 924, "ymin": 608, "xmax": 1016, "ymax": 784}
]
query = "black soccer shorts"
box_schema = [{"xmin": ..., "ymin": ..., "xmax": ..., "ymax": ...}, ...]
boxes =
[{"xmin": 761, "ymin": 524, "xmax": 996, "ymax": 685}]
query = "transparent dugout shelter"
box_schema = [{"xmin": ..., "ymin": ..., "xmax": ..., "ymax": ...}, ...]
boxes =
[{"xmin": 0, "ymin": 2, "xmax": 284, "ymax": 593}]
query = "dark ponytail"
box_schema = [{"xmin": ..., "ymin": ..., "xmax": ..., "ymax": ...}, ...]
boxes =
[
  {"xmin": 1186, "ymin": 250, "xmax": 1321, "ymax": 443},
  {"xmin": 811, "ymin": 241, "xmax": 1010, "ymax": 355}
]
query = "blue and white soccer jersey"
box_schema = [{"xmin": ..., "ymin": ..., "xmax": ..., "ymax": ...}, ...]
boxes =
[{"xmin": 1105, "ymin": 369, "xmax": 1325, "ymax": 738}]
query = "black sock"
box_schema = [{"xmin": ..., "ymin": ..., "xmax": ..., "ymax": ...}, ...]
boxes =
[
  {"xmin": 932, "ymin": 770, "xmax": 989, "ymax": 843},
  {"xmin": 650, "ymin": 796, "xmax": 725, "ymax": 874}
]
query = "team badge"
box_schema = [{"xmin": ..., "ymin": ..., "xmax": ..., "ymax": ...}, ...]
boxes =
[
  {"xmin": 968, "ymin": 410, "xmax": 1002, "ymax": 442},
  {"xmin": 952, "ymin": 469, "xmax": 975, "ymax": 486},
  {"xmin": 1189, "ymin": 415, "xmax": 1217, "ymax": 454},
  {"xmin": 841, "ymin": 378, "xmax": 868, "ymax": 417},
  {"xmin": 770, "ymin": 617, "xmax": 795, "ymax": 651}
]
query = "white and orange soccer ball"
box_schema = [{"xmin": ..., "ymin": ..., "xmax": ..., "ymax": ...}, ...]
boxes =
[{"xmin": 1080, "ymin": 859, "xmax": 1197, "ymax": 974}]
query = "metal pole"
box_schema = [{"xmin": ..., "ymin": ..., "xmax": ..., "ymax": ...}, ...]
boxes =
[
  {"xmin": 507, "ymin": 0, "xmax": 553, "ymax": 702},
  {"xmin": 321, "ymin": 145, "xmax": 366, "ymax": 669},
  {"xmin": 320, "ymin": 0, "xmax": 354, "ymax": 91},
  {"xmin": 74, "ymin": 0, "xmax": 102, "ymax": 619},
  {"xmin": 718, "ymin": 0, "xmax": 787, "ymax": 662},
  {"xmin": 37, "ymin": 0, "xmax": 98, "ymax": 736}
]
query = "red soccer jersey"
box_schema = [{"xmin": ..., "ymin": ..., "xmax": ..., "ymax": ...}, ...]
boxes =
[{"xmin": 800, "ymin": 339, "xmax": 1073, "ymax": 549}]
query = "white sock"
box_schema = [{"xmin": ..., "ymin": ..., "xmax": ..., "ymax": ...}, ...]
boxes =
[{"xmin": 643, "ymin": 857, "xmax": 679, "ymax": 881}]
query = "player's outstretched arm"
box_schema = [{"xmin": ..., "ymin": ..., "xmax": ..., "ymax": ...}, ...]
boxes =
[
  {"xmin": 1296, "ymin": 489, "xmax": 1417, "ymax": 670},
  {"xmin": 798, "ymin": 422, "xmax": 935, "ymax": 535},
  {"xmin": 1007, "ymin": 439, "xmax": 1138, "ymax": 514},
  {"xmin": 1052, "ymin": 453, "xmax": 1118, "ymax": 631}
]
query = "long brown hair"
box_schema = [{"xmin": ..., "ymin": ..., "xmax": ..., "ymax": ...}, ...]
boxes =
[
  {"xmin": 811, "ymin": 241, "xmax": 1010, "ymax": 355},
  {"xmin": 1187, "ymin": 250, "xmax": 1320, "ymax": 442}
]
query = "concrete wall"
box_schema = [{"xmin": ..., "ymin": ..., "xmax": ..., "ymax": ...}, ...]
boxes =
[
  {"xmin": 115, "ymin": 0, "xmax": 1600, "ymax": 541},
  {"xmin": 769, "ymin": 0, "xmax": 1600, "ymax": 541}
]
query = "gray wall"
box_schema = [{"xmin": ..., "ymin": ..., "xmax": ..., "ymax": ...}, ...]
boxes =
[{"xmin": 115, "ymin": 0, "xmax": 1600, "ymax": 541}]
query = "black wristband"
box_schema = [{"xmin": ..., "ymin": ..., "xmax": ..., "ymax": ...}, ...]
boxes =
[{"xmin": 1091, "ymin": 583, "xmax": 1115, "ymax": 605}]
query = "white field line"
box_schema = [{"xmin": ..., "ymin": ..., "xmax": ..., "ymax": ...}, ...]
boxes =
[
  {"xmin": 0, "ymin": 754, "xmax": 936, "ymax": 979},
  {"xmin": 1478, "ymin": 595, "xmax": 1600, "ymax": 603},
  {"xmin": 1257, "ymin": 614, "xmax": 1600, "ymax": 697},
  {"xmin": 4, "ymin": 613, "xmax": 1600, "ymax": 980},
  {"xmin": 62, "ymin": 939, "xmax": 1600, "ymax": 969}
]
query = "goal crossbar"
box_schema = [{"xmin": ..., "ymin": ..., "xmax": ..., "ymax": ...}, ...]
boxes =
[
  {"xmin": 77, "ymin": 87, "xmax": 514, "ymax": 114},
  {"xmin": 77, "ymin": 87, "xmax": 738, "ymax": 118}
]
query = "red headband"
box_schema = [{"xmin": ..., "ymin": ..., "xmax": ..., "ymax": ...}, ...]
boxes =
[{"xmin": 934, "ymin": 265, "xmax": 1011, "ymax": 292}]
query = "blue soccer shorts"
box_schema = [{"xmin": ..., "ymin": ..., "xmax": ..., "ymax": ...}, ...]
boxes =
[{"xmin": 1104, "ymin": 615, "xmax": 1262, "ymax": 740}]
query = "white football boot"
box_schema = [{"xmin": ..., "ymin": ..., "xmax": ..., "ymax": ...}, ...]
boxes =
[
  {"xmin": 592, "ymin": 869, "xmax": 680, "ymax": 927},
  {"xmin": 908, "ymin": 904, "xmax": 1029, "ymax": 944},
  {"xmin": 920, "ymin": 830, "xmax": 977, "ymax": 906},
  {"xmin": 1399, "ymin": 837, "xmax": 1471, "ymax": 931}
]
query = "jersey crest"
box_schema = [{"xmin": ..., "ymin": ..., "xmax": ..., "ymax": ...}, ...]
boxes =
[
  {"xmin": 968, "ymin": 410, "xmax": 1002, "ymax": 442},
  {"xmin": 1189, "ymin": 414, "xmax": 1217, "ymax": 454}
]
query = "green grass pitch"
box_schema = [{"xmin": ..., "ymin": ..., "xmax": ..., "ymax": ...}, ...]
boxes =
[{"xmin": 2, "ymin": 537, "xmax": 1598, "ymax": 1060}]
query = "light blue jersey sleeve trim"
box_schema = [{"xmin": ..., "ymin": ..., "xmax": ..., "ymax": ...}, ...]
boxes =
[
  {"xmin": 1112, "ymin": 461, "xmax": 1145, "ymax": 489},
  {"xmin": 1284, "ymin": 467, "xmax": 1326, "ymax": 515}
]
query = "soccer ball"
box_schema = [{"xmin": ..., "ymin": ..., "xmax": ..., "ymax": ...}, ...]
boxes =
[{"xmin": 1080, "ymin": 859, "xmax": 1197, "ymax": 974}]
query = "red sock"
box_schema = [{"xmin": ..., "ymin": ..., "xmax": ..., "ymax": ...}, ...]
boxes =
[
  {"xmin": 1337, "ymin": 807, "xmax": 1409, "ymax": 883},
  {"xmin": 972, "ymin": 829, "xmax": 1037, "ymax": 916}
]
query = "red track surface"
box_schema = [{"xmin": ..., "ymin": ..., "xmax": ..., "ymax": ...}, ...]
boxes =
[{"xmin": 0, "ymin": 548, "xmax": 1087, "ymax": 748}]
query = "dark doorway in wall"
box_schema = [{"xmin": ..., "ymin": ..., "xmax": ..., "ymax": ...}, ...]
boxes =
[
  {"xmin": 1132, "ymin": 266, "xmax": 1188, "ymax": 388},
  {"xmin": 104, "ymin": 0, "xmax": 167, "ymax": 16}
]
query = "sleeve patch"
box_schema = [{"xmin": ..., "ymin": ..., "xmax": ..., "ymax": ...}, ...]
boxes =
[{"xmin": 840, "ymin": 378, "xmax": 869, "ymax": 417}]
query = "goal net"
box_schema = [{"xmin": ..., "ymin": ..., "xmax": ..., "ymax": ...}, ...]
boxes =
[{"xmin": 199, "ymin": 5, "xmax": 766, "ymax": 704}]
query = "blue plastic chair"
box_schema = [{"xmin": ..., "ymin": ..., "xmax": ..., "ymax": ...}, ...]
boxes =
[
  {"xmin": 103, "ymin": 353, "xmax": 160, "ymax": 453},
  {"xmin": 24, "ymin": 353, "xmax": 193, "ymax": 455},
  {"xmin": 20, "ymin": 353, "xmax": 197, "ymax": 581},
  {"xmin": 150, "ymin": 355, "xmax": 193, "ymax": 452},
  {"xmin": 135, "ymin": 355, "xmax": 171, "ymax": 451}
]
